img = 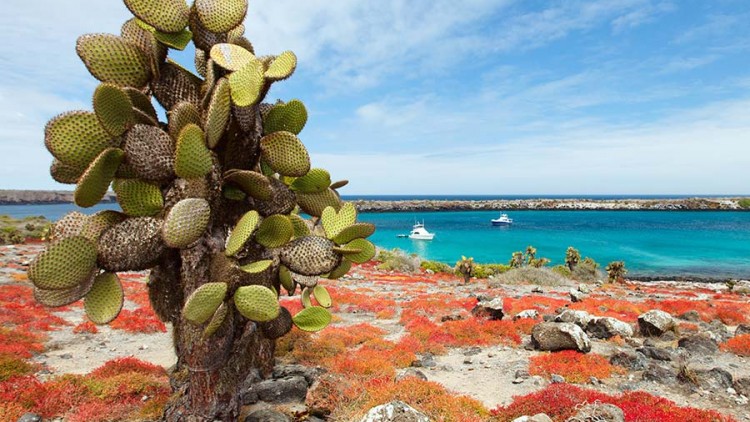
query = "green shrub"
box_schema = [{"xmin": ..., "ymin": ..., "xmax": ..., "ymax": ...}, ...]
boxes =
[
  {"xmin": 739, "ymin": 198, "xmax": 750, "ymax": 209},
  {"xmin": 420, "ymin": 260, "xmax": 453, "ymax": 274},
  {"xmin": 489, "ymin": 267, "xmax": 572, "ymax": 287},
  {"xmin": 572, "ymin": 257, "xmax": 603, "ymax": 283},
  {"xmin": 552, "ymin": 265, "xmax": 572, "ymax": 278},
  {"xmin": 473, "ymin": 263, "xmax": 510, "ymax": 279}
]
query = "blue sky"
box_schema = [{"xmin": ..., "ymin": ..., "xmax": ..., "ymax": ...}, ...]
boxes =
[{"xmin": 1, "ymin": 0, "xmax": 749, "ymax": 194}]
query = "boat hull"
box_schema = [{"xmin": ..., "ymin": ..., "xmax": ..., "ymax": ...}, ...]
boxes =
[
  {"xmin": 491, "ymin": 221, "xmax": 512, "ymax": 226},
  {"xmin": 409, "ymin": 234, "xmax": 435, "ymax": 240}
]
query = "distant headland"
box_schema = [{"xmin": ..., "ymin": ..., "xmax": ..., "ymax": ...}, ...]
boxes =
[{"xmin": 1, "ymin": 190, "xmax": 747, "ymax": 211}]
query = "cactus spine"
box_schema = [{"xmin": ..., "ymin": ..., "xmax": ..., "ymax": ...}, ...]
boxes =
[{"xmin": 27, "ymin": 1, "xmax": 375, "ymax": 419}]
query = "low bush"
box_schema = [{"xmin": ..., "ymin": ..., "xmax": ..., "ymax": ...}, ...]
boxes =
[
  {"xmin": 489, "ymin": 267, "xmax": 572, "ymax": 287},
  {"xmin": 420, "ymin": 260, "xmax": 453, "ymax": 274},
  {"xmin": 721, "ymin": 334, "xmax": 750, "ymax": 357},
  {"xmin": 738, "ymin": 198, "xmax": 750, "ymax": 209},
  {"xmin": 572, "ymin": 257, "xmax": 604, "ymax": 282},
  {"xmin": 474, "ymin": 263, "xmax": 510, "ymax": 279},
  {"xmin": 528, "ymin": 351, "xmax": 621, "ymax": 383},
  {"xmin": 375, "ymin": 249, "xmax": 421, "ymax": 273}
]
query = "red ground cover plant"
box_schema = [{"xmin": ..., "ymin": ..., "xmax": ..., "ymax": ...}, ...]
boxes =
[
  {"xmin": 721, "ymin": 334, "xmax": 750, "ymax": 357},
  {"xmin": 529, "ymin": 351, "xmax": 622, "ymax": 383},
  {"xmin": 109, "ymin": 307, "xmax": 166, "ymax": 333},
  {"xmin": 0, "ymin": 357, "xmax": 169, "ymax": 421},
  {"xmin": 490, "ymin": 383, "xmax": 736, "ymax": 421},
  {"xmin": 0, "ymin": 284, "xmax": 69, "ymax": 331},
  {"xmin": 73, "ymin": 321, "xmax": 98, "ymax": 334},
  {"xmin": 504, "ymin": 295, "xmax": 568, "ymax": 315}
]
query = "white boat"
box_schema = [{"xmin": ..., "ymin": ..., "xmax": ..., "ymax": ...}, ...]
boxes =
[
  {"xmin": 491, "ymin": 213, "xmax": 513, "ymax": 226},
  {"xmin": 408, "ymin": 221, "xmax": 435, "ymax": 240}
]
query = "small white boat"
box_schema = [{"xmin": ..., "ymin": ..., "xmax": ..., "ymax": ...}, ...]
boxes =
[
  {"xmin": 491, "ymin": 213, "xmax": 513, "ymax": 226},
  {"xmin": 408, "ymin": 221, "xmax": 435, "ymax": 240}
]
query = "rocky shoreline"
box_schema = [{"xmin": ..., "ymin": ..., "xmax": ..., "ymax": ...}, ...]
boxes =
[
  {"xmin": 353, "ymin": 197, "xmax": 748, "ymax": 212},
  {"xmin": 0, "ymin": 190, "xmax": 115, "ymax": 205}
]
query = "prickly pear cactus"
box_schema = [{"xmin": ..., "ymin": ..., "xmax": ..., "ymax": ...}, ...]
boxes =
[
  {"xmin": 29, "ymin": 1, "xmax": 375, "ymax": 419},
  {"xmin": 455, "ymin": 256, "xmax": 476, "ymax": 283}
]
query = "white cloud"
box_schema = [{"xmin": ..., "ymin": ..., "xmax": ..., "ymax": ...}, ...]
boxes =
[{"xmin": 316, "ymin": 97, "xmax": 750, "ymax": 195}]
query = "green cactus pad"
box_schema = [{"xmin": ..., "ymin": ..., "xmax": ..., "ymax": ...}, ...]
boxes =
[
  {"xmin": 152, "ymin": 61, "xmax": 202, "ymax": 111},
  {"xmin": 49, "ymin": 211, "xmax": 87, "ymax": 243},
  {"xmin": 259, "ymin": 131, "xmax": 310, "ymax": 177},
  {"xmin": 124, "ymin": 124, "xmax": 175, "ymax": 181},
  {"xmin": 80, "ymin": 210, "xmax": 126, "ymax": 241},
  {"xmin": 292, "ymin": 306, "xmax": 331, "ymax": 332},
  {"xmin": 329, "ymin": 180, "xmax": 349, "ymax": 190},
  {"xmin": 225, "ymin": 210, "xmax": 260, "ymax": 256},
  {"xmin": 224, "ymin": 170, "xmax": 272, "ymax": 201},
  {"xmin": 254, "ymin": 215, "xmax": 293, "ymax": 248},
  {"xmin": 210, "ymin": 43, "xmax": 254, "ymax": 71},
  {"xmin": 135, "ymin": 19, "xmax": 192, "ymax": 50},
  {"xmin": 229, "ymin": 59, "xmax": 265, "ymax": 107},
  {"xmin": 93, "ymin": 83, "xmax": 134, "ymax": 137},
  {"xmin": 50, "ymin": 159, "xmax": 84, "ymax": 184},
  {"xmin": 254, "ymin": 177, "xmax": 297, "ymax": 217},
  {"xmin": 265, "ymin": 51, "xmax": 297, "ymax": 81},
  {"xmin": 175, "ymin": 124, "xmax": 213, "ymax": 179},
  {"xmin": 45, "ymin": 111, "xmax": 117, "ymax": 170},
  {"xmin": 292, "ymin": 273, "xmax": 319, "ymax": 288},
  {"xmin": 29, "ymin": 236, "xmax": 97, "ymax": 290},
  {"xmin": 205, "ymin": 78, "xmax": 231, "ymax": 148},
  {"xmin": 239, "ymin": 260, "xmax": 272, "ymax": 274},
  {"xmin": 279, "ymin": 236, "xmax": 341, "ymax": 276},
  {"xmin": 121, "ymin": 18, "xmax": 166, "ymax": 75},
  {"xmin": 97, "ymin": 217, "xmax": 166, "ymax": 272},
  {"xmin": 124, "ymin": 88, "xmax": 158, "ymax": 121},
  {"xmin": 183, "ymin": 282, "xmax": 227, "ymax": 324},
  {"xmin": 263, "ymin": 99, "xmax": 308, "ymax": 135},
  {"xmin": 288, "ymin": 214, "xmax": 310, "ymax": 238},
  {"xmin": 278, "ymin": 265, "xmax": 294, "ymax": 293},
  {"xmin": 112, "ymin": 179, "xmax": 163, "ymax": 217},
  {"xmin": 296, "ymin": 189, "xmax": 342, "ymax": 217},
  {"xmin": 301, "ymin": 287, "xmax": 312, "ymax": 308},
  {"xmin": 202, "ymin": 302, "xmax": 228, "ymax": 339},
  {"xmin": 340, "ymin": 239, "xmax": 375, "ymax": 264},
  {"xmin": 189, "ymin": 9, "xmax": 227, "ymax": 52},
  {"xmin": 234, "ymin": 285, "xmax": 280, "ymax": 322},
  {"xmin": 123, "ymin": 0, "xmax": 189, "ymax": 33},
  {"xmin": 313, "ymin": 285, "xmax": 332, "ymax": 308},
  {"xmin": 168, "ymin": 101, "xmax": 201, "ymax": 139},
  {"xmin": 195, "ymin": 0, "xmax": 248, "ymax": 33},
  {"xmin": 289, "ymin": 168, "xmax": 330, "ymax": 194},
  {"xmin": 75, "ymin": 148, "xmax": 124, "ymax": 208},
  {"xmin": 76, "ymin": 34, "xmax": 151, "ymax": 88},
  {"xmin": 331, "ymin": 223, "xmax": 376, "ymax": 244},
  {"xmin": 327, "ymin": 259, "xmax": 352, "ymax": 280},
  {"xmin": 163, "ymin": 198, "xmax": 211, "ymax": 248},
  {"xmin": 34, "ymin": 272, "xmax": 95, "ymax": 307},
  {"xmin": 84, "ymin": 272, "xmax": 124, "ymax": 325},
  {"xmin": 321, "ymin": 203, "xmax": 357, "ymax": 240},
  {"xmin": 259, "ymin": 307, "xmax": 292, "ymax": 339}
]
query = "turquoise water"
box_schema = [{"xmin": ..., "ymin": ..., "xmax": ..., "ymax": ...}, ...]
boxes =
[
  {"xmin": 359, "ymin": 210, "xmax": 750, "ymax": 279},
  {"xmin": 2, "ymin": 204, "xmax": 749, "ymax": 278}
]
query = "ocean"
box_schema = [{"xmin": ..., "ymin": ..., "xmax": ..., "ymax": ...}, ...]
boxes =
[{"xmin": 2, "ymin": 202, "xmax": 749, "ymax": 279}]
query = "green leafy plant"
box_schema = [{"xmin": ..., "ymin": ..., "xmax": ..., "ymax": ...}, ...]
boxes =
[
  {"xmin": 738, "ymin": 198, "xmax": 750, "ymax": 209},
  {"xmin": 27, "ymin": 1, "xmax": 375, "ymax": 419},
  {"xmin": 420, "ymin": 260, "xmax": 453, "ymax": 274}
]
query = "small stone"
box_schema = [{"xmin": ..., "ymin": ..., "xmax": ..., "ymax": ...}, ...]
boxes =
[
  {"xmin": 515, "ymin": 369, "xmax": 530, "ymax": 379},
  {"xmin": 569, "ymin": 289, "xmax": 586, "ymax": 303},
  {"xmin": 472, "ymin": 297, "xmax": 504, "ymax": 320},
  {"xmin": 551, "ymin": 374, "xmax": 565, "ymax": 384},
  {"xmin": 59, "ymin": 353, "xmax": 73, "ymax": 359},
  {"xmin": 636, "ymin": 346, "xmax": 673, "ymax": 361},
  {"xmin": 359, "ymin": 400, "xmax": 430, "ymax": 422},
  {"xmin": 586, "ymin": 317, "xmax": 633, "ymax": 339},
  {"xmin": 578, "ymin": 283, "xmax": 592, "ymax": 294},
  {"xmin": 463, "ymin": 357, "xmax": 473, "ymax": 365},
  {"xmin": 531, "ymin": 286, "xmax": 544, "ymax": 293},
  {"xmin": 139, "ymin": 344, "xmax": 149, "ymax": 350},
  {"xmin": 17, "ymin": 414, "xmax": 42, "ymax": 422},
  {"xmin": 735, "ymin": 324, "xmax": 750, "ymax": 337},
  {"xmin": 244, "ymin": 409, "xmax": 291, "ymax": 422},
  {"xmin": 463, "ymin": 346, "xmax": 482, "ymax": 356},
  {"xmin": 638, "ymin": 310, "xmax": 676, "ymax": 337},
  {"xmin": 514, "ymin": 309, "xmax": 539, "ymax": 320},
  {"xmin": 512, "ymin": 377, "xmax": 525, "ymax": 384},
  {"xmin": 395, "ymin": 368, "xmax": 427, "ymax": 382}
]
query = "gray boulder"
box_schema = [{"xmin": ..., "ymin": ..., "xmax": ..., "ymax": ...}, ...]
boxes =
[
  {"xmin": 609, "ymin": 350, "xmax": 648, "ymax": 371},
  {"xmin": 638, "ymin": 310, "xmax": 676, "ymax": 337},
  {"xmin": 677, "ymin": 310, "xmax": 701, "ymax": 322},
  {"xmin": 733, "ymin": 376, "xmax": 750, "ymax": 397},
  {"xmin": 16, "ymin": 415, "xmax": 42, "ymax": 422},
  {"xmin": 531, "ymin": 322, "xmax": 591, "ymax": 353},
  {"xmin": 636, "ymin": 346, "xmax": 673, "ymax": 361},
  {"xmin": 735, "ymin": 324, "xmax": 750, "ymax": 337},
  {"xmin": 554, "ymin": 310, "xmax": 593, "ymax": 328},
  {"xmin": 678, "ymin": 334, "xmax": 718, "ymax": 356},
  {"xmin": 514, "ymin": 309, "xmax": 539, "ymax": 320},
  {"xmin": 586, "ymin": 317, "xmax": 634, "ymax": 339},
  {"xmin": 241, "ymin": 376, "xmax": 308, "ymax": 404},
  {"xmin": 693, "ymin": 368, "xmax": 733, "ymax": 391},
  {"xmin": 569, "ymin": 289, "xmax": 586, "ymax": 303},
  {"xmin": 360, "ymin": 401, "xmax": 430, "ymax": 422},
  {"xmin": 513, "ymin": 414, "xmax": 553, "ymax": 422},
  {"xmin": 471, "ymin": 297, "xmax": 504, "ymax": 320},
  {"xmin": 566, "ymin": 403, "xmax": 624, "ymax": 422},
  {"xmin": 642, "ymin": 363, "xmax": 677, "ymax": 384},
  {"xmin": 244, "ymin": 409, "xmax": 291, "ymax": 422}
]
